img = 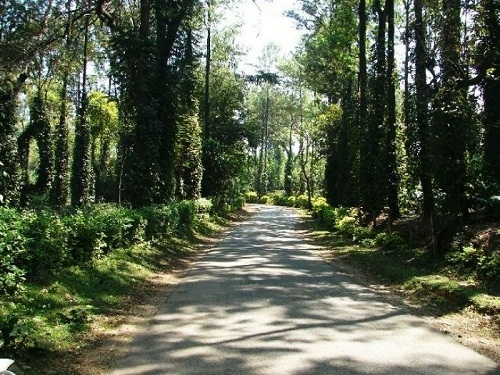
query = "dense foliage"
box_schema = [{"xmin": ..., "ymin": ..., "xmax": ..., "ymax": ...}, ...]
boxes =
[{"xmin": 0, "ymin": 0, "xmax": 499, "ymax": 360}]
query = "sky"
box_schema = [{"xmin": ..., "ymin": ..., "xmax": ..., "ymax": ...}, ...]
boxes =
[{"xmin": 222, "ymin": 0, "xmax": 304, "ymax": 72}]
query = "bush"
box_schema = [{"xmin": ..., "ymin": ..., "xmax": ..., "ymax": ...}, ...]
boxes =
[
  {"xmin": 259, "ymin": 195, "xmax": 271, "ymax": 204},
  {"xmin": 271, "ymin": 191, "xmax": 288, "ymax": 206},
  {"xmin": 0, "ymin": 303, "xmax": 29, "ymax": 352},
  {"xmin": 311, "ymin": 198, "xmax": 335, "ymax": 228},
  {"xmin": 243, "ymin": 191, "xmax": 259, "ymax": 204},
  {"xmin": 89, "ymin": 205, "xmax": 139, "ymax": 251},
  {"xmin": 24, "ymin": 210, "xmax": 70, "ymax": 276},
  {"xmin": 375, "ymin": 232, "xmax": 407, "ymax": 251},
  {"xmin": 140, "ymin": 205, "xmax": 180, "ymax": 239},
  {"xmin": 195, "ymin": 198, "xmax": 213, "ymax": 216},
  {"xmin": 336, "ymin": 215, "xmax": 358, "ymax": 236},
  {"xmin": 0, "ymin": 208, "xmax": 27, "ymax": 295},
  {"xmin": 177, "ymin": 200, "xmax": 197, "ymax": 226},
  {"xmin": 333, "ymin": 207, "xmax": 375, "ymax": 242},
  {"xmin": 231, "ymin": 196, "xmax": 245, "ymax": 210},
  {"xmin": 447, "ymin": 246, "xmax": 500, "ymax": 287},
  {"xmin": 64, "ymin": 210, "xmax": 107, "ymax": 264},
  {"xmin": 294, "ymin": 194, "xmax": 309, "ymax": 209}
]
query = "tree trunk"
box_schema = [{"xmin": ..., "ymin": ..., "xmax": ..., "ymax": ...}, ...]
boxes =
[
  {"xmin": 437, "ymin": 0, "xmax": 468, "ymax": 220},
  {"xmin": 71, "ymin": 15, "xmax": 92, "ymax": 206},
  {"xmin": 204, "ymin": 0, "xmax": 211, "ymax": 138},
  {"xmin": 52, "ymin": 73, "xmax": 70, "ymax": 208},
  {"xmin": 414, "ymin": 0, "xmax": 435, "ymax": 221},
  {"xmin": 358, "ymin": 0, "xmax": 369, "ymax": 210},
  {"xmin": 482, "ymin": 0, "xmax": 500, "ymax": 185},
  {"xmin": 386, "ymin": 0, "xmax": 399, "ymax": 222},
  {"xmin": 0, "ymin": 74, "xmax": 26, "ymax": 206}
]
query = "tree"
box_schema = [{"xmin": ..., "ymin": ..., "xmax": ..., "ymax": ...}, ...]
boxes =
[
  {"xmin": 201, "ymin": 23, "xmax": 248, "ymax": 203},
  {"xmin": 0, "ymin": 74, "xmax": 26, "ymax": 206},
  {"xmin": 176, "ymin": 28, "xmax": 203, "ymax": 200},
  {"xmin": 432, "ymin": 0, "xmax": 470, "ymax": 222},
  {"xmin": 71, "ymin": 14, "xmax": 93, "ymax": 206},
  {"xmin": 87, "ymin": 91, "xmax": 119, "ymax": 202},
  {"xmin": 18, "ymin": 91, "xmax": 53, "ymax": 205},
  {"xmin": 358, "ymin": 0, "xmax": 369, "ymax": 212},
  {"xmin": 385, "ymin": 0, "xmax": 399, "ymax": 221},
  {"xmin": 481, "ymin": 0, "xmax": 500, "ymax": 186}
]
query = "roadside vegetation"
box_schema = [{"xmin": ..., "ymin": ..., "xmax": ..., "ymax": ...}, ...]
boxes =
[
  {"xmin": 2, "ymin": 0, "xmax": 500, "ymax": 371},
  {"xmin": 0, "ymin": 199, "xmax": 241, "ymax": 373}
]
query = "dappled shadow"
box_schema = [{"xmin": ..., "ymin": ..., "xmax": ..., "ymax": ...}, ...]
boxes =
[
  {"xmin": 109, "ymin": 205, "xmax": 500, "ymax": 375},
  {"xmin": 297, "ymin": 216, "xmax": 500, "ymax": 320}
]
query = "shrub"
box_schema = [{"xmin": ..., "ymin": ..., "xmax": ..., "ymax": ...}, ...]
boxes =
[
  {"xmin": 271, "ymin": 191, "xmax": 288, "ymax": 206},
  {"xmin": 311, "ymin": 198, "xmax": 335, "ymax": 228},
  {"xmin": 195, "ymin": 198, "xmax": 213, "ymax": 216},
  {"xmin": 353, "ymin": 226, "xmax": 375, "ymax": 242},
  {"xmin": 231, "ymin": 196, "xmax": 245, "ymax": 210},
  {"xmin": 243, "ymin": 191, "xmax": 259, "ymax": 204},
  {"xmin": 294, "ymin": 194, "xmax": 309, "ymax": 209},
  {"xmin": 24, "ymin": 210, "xmax": 70, "ymax": 276},
  {"xmin": 140, "ymin": 205, "xmax": 179, "ymax": 239},
  {"xmin": 177, "ymin": 200, "xmax": 197, "ymax": 226},
  {"xmin": 0, "ymin": 208, "xmax": 28, "ymax": 295},
  {"xmin": 448, "ymin": 246, "xmax": 500, "ymax": 287},
  {"xmin": 259, "ymin": 195, "xmax": 271, "ymax": 204},
  {"xmin": 64, "ymin": 210, "xmax": 107, "ymax": 264},
  {"xmin": 0, "ymin": 303, "xmax": 29, "ymax": 352},
  {"xmin": 336, "ymin": 215, "xmax": 358, "ymax": 236},
  {"xmin": 374, "ymin": 232, "xmax": 407, "ymax": 251}
]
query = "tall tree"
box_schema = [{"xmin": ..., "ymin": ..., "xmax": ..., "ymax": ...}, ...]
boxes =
[
  {"xmin": 71, "ymin": 14, "xmax": 93, "ymax": 206},
  {"xmin": 358, "ymin": 0, "xmax": 369, "ymax": 211},
  {"xmin": 414, "ymin": 0, "xmax": 435, "ymax": 221},
  {"xmin": 17, "ymin": 91, "xmax": 53, "ymax": 205},
  {"xmin": 432, "ymin": 0, "xmax": 469, "ymax": 222},
  {"xmin": 176, "ymin": 28, "xmax": 203, "ymax": 200},
  {"xmin": 385, "ymin": 0, "xmax": 399, "ymax": 221},
  {"xmin": 0, "ymin": 74, "xmax": 26, "ymax": 206},
  {"xmin": 482, "ymin": 0, "xmax": 500, "ymax": 186}
]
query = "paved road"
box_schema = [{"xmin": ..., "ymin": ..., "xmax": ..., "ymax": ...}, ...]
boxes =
[{"xmin": 111, "ymin": 205, "xmax": 500, "ymax": 375}]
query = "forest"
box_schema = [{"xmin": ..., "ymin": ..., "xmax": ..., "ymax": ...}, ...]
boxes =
[{"xmin": 0, "ymin": 0, "xmax": 499, "ymax": 364}]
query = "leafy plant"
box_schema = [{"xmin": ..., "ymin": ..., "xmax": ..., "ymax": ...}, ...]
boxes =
[
  {"xmin": 0, "ymin": 208, "xmax": 27, "ymax": 295},
  {"xmin": 244, "ymin": 191, "xmax": 259, "ymax": 203},
  {"xmin": 374, "ymin": 232, "xmax": 407, "ymax": 251},
  {"xmin": 0, "ymin": 304, "xmax": 29, "ymax": 353}
]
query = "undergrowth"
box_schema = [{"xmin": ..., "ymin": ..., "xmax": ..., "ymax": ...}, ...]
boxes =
[{"xmin": 0, "ymin": 199, "xmax": 233, "ymax": 363}]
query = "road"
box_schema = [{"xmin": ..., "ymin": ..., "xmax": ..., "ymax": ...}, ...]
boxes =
[{"xmin": 111, "ymin": 204, "xmax": 500, "ymax": 375}]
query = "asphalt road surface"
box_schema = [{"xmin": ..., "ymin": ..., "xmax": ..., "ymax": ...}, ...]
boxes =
[{"xmin": 111, "ymin": 204, "xmax": 500, "ymax": 375}]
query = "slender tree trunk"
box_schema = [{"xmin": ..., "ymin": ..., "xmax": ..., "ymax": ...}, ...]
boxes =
[
  {"xmin": 284, "ymin": 120, "xmax": 293, "ymax": 196},
  {"xmin": 414, "ymin": 0, "xmax": 434, "ymax": 221},
  {"xmin": 0, "ymin": 73, "xmax": 26, "ymax": 206},
  {"xmin": 483, "ymin": 0, "xmax": 500, "ymax": 184},
  {"xmin": 438, "ymin": 0, "xmax": 468, "ymax": 220},
  {"xmin": 358, "ymin": 0, "xmax": 369, "ymax": 209},
  {"xmin": 386, "ymin": 0, "xmax": 399, "ymax": 222},
  {"xmin": 52, "ymin": 73, "xmax": 70, "ymax": 208},
  {"xmin": 373, "ymin": 0, "xmax": 386, "ymax": 217},
  {"xmin": 204, "ymin": 0, "xmax": 211, "ymax": 137},
  {"xmin": 71, "ymin": 15, "xmax": 92, "ymax": 206}
]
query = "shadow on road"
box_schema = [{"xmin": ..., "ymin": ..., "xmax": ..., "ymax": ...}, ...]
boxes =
[{"xmin": 111, "ymin": 205, "xmax": 500, "ymax": 375}]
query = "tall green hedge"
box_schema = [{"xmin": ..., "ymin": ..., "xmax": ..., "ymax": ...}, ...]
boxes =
[{"xmin": 0, "ymin": 199, "xmax": 213, "ymax": 296}]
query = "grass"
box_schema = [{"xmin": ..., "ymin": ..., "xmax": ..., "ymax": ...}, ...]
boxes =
[{"xmin": 1, "ymin": 213, "xmax": 233, "ymax": 374}]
